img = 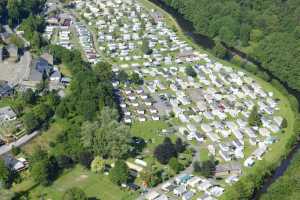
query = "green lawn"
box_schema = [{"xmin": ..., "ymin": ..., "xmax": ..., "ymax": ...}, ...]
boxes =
[
  {"xmin": 131, "ymin": 120, "xmax": 170, "ymax": 150},
  {"xmin": 13, "ymin": 165, "xmax": 138, "ymax": 200}
]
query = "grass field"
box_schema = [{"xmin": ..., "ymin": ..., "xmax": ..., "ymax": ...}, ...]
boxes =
[
  {"xmin": 22, "ymin": 118, "xmax": 69, "ymax": 154},
  {"xmin": 131, "ymin": 120, "xmax": 170, "ymax": 151},
  {"xmin": 13, "ymin": 165, "xmax": 138, "ymax": 200}
]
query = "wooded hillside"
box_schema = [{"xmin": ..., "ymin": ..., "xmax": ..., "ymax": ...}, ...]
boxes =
[{"xmin": 162, "ymin": 0, "xmax": 300, "ymax": 91}]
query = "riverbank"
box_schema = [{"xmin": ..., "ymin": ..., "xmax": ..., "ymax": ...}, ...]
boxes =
[
  {"xmin": 259, "ymin": 148, "xmax": 300, "ymax": 200},
  {"xmin": 145, "ymin": 0, "xmax": 300, "ymax": 199}
]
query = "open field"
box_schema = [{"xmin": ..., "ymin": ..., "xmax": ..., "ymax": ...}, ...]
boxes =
[
  {"xmin": 21, "ymin": 118, "xmax": 69, "ymax": 154},
  {"xmin": 13, "ymin": 165, "xmax": 138, "ymax": 200}
]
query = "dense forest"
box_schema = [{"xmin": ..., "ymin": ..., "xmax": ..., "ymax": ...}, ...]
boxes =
[
  {"xmin": 0, "ymin": 0, "xmax": 47, "ymax": 50},
  {"xmin": 260, "ymin": 149, "xmax": 300, "ymax": 200},
  {"xmin": 162, "ymin": 0, "xmax": 300, "ymax": 92}
]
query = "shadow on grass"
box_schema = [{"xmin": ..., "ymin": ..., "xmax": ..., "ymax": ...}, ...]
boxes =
[{"xmin": 13, "ymin": 182, "xmax": 40, "ymax": 200}]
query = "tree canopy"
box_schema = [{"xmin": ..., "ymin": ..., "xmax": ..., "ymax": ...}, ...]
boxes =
[
  {"xmin": 109, "ymin": 160, "xmax": 129, "ymax": 185},
  {"xmin": 162, "ymin": 0, "xmax": 300, "ymax": 92},
  {"xmin": 63, "ymin": 187, "xmax": 87, "ymax": 200}
]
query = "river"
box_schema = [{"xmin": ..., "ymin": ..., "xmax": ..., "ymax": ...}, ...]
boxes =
[{"xmin": 148, "ymin": 0, "xmax": 300, "ymax": 199}]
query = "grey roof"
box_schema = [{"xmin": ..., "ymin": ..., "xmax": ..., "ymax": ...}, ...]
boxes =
[
  {"xmin": 50, "ymin": 70, "xmax": 61, "ymax": 79},
  {"xmin": 215, "ymin": 162, "xmax": 242, "ymax": 173},
  {"xmin": 0, "ymin": 82, "xmax": 12, "ymax": 96},
  {"xmin": 28, "ymin": 68, "xmax": 43, "ymax": 82},
  {"xmin": 0, "ymin": 106, "xmax": 16, "ymax": 121},
  {"xmin": 7, "ymin": 44, "xmax": 18, "ymax": 57}
]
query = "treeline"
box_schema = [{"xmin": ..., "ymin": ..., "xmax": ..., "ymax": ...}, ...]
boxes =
[
  {"xmin": 0, "ymin": 0, "xmax": 47, "ymax": 50},
  {"xmin": 161, "ymin": 0, "xmax": 300, "ymax": 92},
  {"xmin": 0, "ymin": 0, "xmax": 46, "ymax": 27},
  {"xmin": 0, "ymin": 46, "xmax": 133, "ymax": 198},
  {"xmin": 219, "ymin": 114, "xmax": 300, "ymax": 200},
  {"xmin": 260, "ymin": 145, "xmax": 300, "ymax": 200},
  {"xmin": 49, "ymin": 45, "xmax": 117, "ymax": 121}
]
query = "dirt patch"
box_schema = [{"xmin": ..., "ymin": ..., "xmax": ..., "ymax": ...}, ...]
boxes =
[{"xmin": 75, "ymin": 174, "xmax": 89, "ymax": 182}]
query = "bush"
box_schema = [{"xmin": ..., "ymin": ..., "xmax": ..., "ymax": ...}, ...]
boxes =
[
  {"xmin": 270, "ymin": 79, "xmax": 289, "ymax": 95},
  {"xmin": 231, "ymin": 55, "xmax": 245, "ymax": 67},
  {"xmin": 185, "ymin": 66, "xmax": 197, "ymax": 77},
  {"xmin": 11, "ymin": 146, "xmax": 21, "ymax": 156},
  {"xmin": 154, "ymin": 137, "xmax": 177, "ymax": 164},
  {"xmin": 168, "ymin": 158, "xmax": 184, "ymax": 173},
  {"xmin": 109, "ymin": 160, "xmax": 129, "ymax": 185},
  {"xmin": 193, "ymin": 159, "xmax": 216, "ymax": 178},
  {"xmin": 243, "ymin": 63, "xmax": 258, "ymax": 74},
  {"xmin": 288, "ymin": 94, "xmax": 299, "ymax": 113},
  {"xmin": 63, "ymin": 187, "xmax": 87, "ymax": 200},
  {"xmin": 256, "ymin": 71, "xmax": 271, "ymax": 82},
  {"xmin": 78, "ymin": 151, "xmax": 93, "ymax": 169}
]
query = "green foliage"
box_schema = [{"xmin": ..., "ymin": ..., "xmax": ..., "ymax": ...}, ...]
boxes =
[
  {"xmin": 50, "ymin": 46, "xmax": 117, "ymax": 121},
  {"xmin": 213, "ymin": 41, "xmax": 227, "ymax": 59},
  {"xmin": 130, "ymin": 72, "xmax": 143, "ymax": 85},
  {"xmin": 168, "ymin": 157, "xmax": 183, "ymax": 173},
  {"xmin": 256, "ymin": 71, "xmax": 271, "ymax": 82},
  {"xmin": 141, "ymin": 39, "xmax": 152, "ymax": 55},
  {"xmin": 9, "ymin": 34, "xmax": 24, "ymax": 49},
  {"xmin": 109, "ymin": 160, "xmax": 129, "ymax": 185},
  {"xmin": 81, "ymin": 107, "xmax": 131, "ymax": 159},
  {"xmin": 185, "ymin": 66, "xmax": 197, "ymax": 77},
  {"xmin": 3, "ymin": 0, "xmax": 46, "ymax": 27},
  {"xmin": 0, "ymin": 159, "xmax": 12, "ymax": 188},
  {"xmin": 63, "ymin": 187, "xmax": 87, "ymax": 200},
  {"xmin": 242, "ymin": 63, "xmax": 258, "ymax": 74},
  {"xmin": 117, "ymin": 70, "xmax": 129, "ymax": 84},
  {"xmin": 154, "ymin": 137, "xmax": 177, "ymax": 164},
  {"xmin": 29, "ymin": 147, "xmax": 59, "ymax": 186},
  {"xmin": 22, "ymin": 88, "xmax": 36, "ymax": 104},
  {"xmin": 248, "ymin": 105, "xmax": 262, "ymax": 127},
  {"xmin": 193, "ymin": 158, "xmax": 216, "ymax": 178},
  {"xmin": 162, "ymin": 0, "xmax": 300, "ymax": 94},
  {"xmin": 22, "ymin": 112, "xmax": 39, "ymax": 133},
  {"xmin": 90, "ymin": 156, "xmax": 105, "ymax": 173},
  {"xmin": 140, "ymin": 167, "xmax": 163, "ymax": 187},
  {"xmin": 11, "ymin": 145, "xmax": 21, "ymax": 156},
  {"xmin": 250, "ymin": 29, "xmax": 264, "ymax": 43}
]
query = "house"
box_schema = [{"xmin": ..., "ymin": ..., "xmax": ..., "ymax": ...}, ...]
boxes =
[
  {"xmin": 244, "ymin": 156, "xmax": 255, "ymax": 167},
  {"xmin": 6, "ymin": 44, "xmax": 18, "ymax": 62},
  {"xmin": 41, "ymin": 53, "xmax": 54, "ymax": 66},
  {"xmin": 50, "ymin": 69, "xmax": 61, "ymax": 82},
  {"xmin": 0, "ymin": 106, "xmax": 17, "ymax": 123},
  {"xmin": 219, "ymin": 150, "xmax": 231, "ymax": 162},
  {"xmin": 182, "ymin": 191, "xmax": 194, "ymax": 200},
  {"xmin": 146, "ymin": 191, "xmax": 160, "ymax": 200},
  {"xmin": 0, "ymin": 82, "xmax": 13, "ymax": 98},
  {"xmin": 174, "ymin": 185, "xmax": 187, "ymax": 196},
  {"xmin": 34, "ymin": 57, "xmax": 53, "ymax": 76},
  {"xmin": 215, "ymin": 162, "xmax": 242, "ymax": 177},
  {"xmin": 208, "ymin": 186, "xmax": 224, "ymax": 197},
  {"xmin": 155, "ymin": 194, "xmax": 168, "ymax": 200},
  {"xmin": 252, "ymin": 144, "xmax": 267, "ymax": 160},
  {"xmin": 197, "ymin": 180, "xmax": 212, "ymax": 192},
  {"xmin": 61, "ymin": 77, "xmax": 71, "ymax": 85},
  {"xmin": 4, "ymin": 155, "xmax": 29, "ymax": 172},
  {"xmin": 161, "ymin": 182, "xmax": 176, "ymax": 192},
  {"xmin": 150, "ymin": 11, "xmax": 164, "ymax": 23},
  {"xmin": 187, "ymin": 176, "xmax": 202, "ymax": 188}
]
